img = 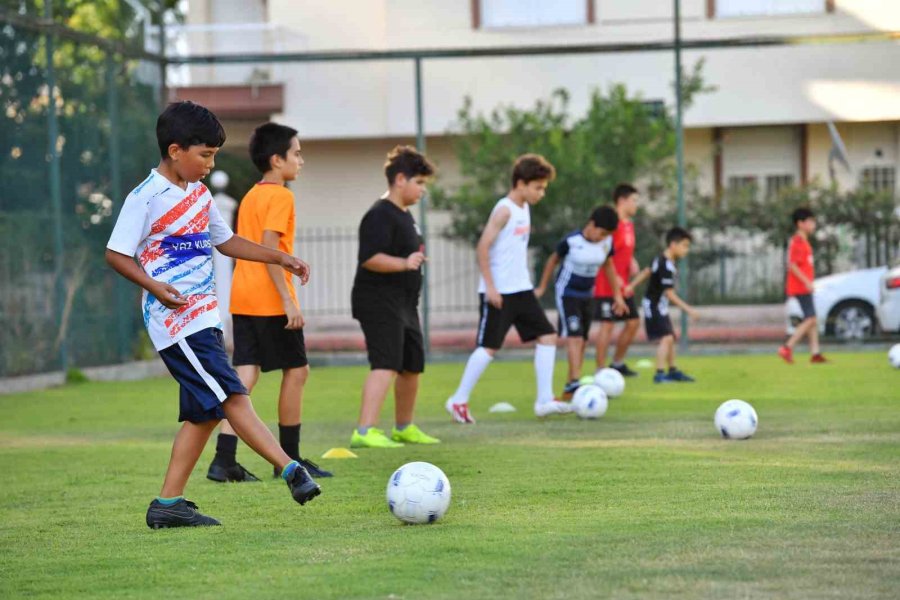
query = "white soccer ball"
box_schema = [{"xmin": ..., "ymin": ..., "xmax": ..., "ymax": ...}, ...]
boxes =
[
  {"xmin": 889, "ymin": 344, "xmax": 900, "ymax": 369},
  {"xmin": 386, "ymin": 462, "xmax": 451, "ymax": 524},
  {"xmin": 594, "ymin": 368, "xmax": 625, "ymax": 398},
  {"xmin": 714, "ymin": 399, "xmax": 758, "ymax": 440},
  {"xmin": 571, "ymin": 384, "xmax": 608, "ymax": 419}
]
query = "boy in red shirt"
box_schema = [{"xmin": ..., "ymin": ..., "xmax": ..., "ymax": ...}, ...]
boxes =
[
  {"xmin": 779, "ymin": 207, "xmax": 827, "ymax": 364},
  {"xmin": 593, "ymin": 184, "xmax": 642, "ymax": 377}
]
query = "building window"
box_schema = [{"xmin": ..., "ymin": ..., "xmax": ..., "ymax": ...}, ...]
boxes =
[
  {"xmin": 728, "ymin": 175, "xmax": 759, "ymax": 195},
  {"xmin": 765, "ymin": 174, "xmax": 794, "ymax": 199},
  {"xmin": 475, "ymin": 0, "xmax": 593, "ymax": 29},
  {"xmin": 860, "ymin": 166, "xmax": 896, "ymax": 196},
  {"xmin": 712, "ymin": 0, "xmax": 829, "ymax": 18}
]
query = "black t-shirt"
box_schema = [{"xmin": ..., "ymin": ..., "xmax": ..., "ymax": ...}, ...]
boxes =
[
  {"xmin": 644, "ymin": 253, "xmax": 676, "ymax": 315},
  {"xmin": 353, "ymin": 199, "xmax": 423, "ymax": 295}
]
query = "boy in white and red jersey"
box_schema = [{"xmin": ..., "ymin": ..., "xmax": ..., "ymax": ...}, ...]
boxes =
[{"xmin": 105, "ymin": 102, "xmax": 321, "ymax": 529}]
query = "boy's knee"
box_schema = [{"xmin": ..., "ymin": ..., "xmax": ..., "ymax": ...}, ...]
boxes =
[
  {"xmin": 539, "ymin": 333, "xmax": 557, "ymax": 345},
  {"xmin": 285, "ymin": 365, "xmax": 310, "ymax": 384}
]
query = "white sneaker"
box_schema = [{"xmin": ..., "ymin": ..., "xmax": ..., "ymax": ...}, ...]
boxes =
[
  {"xmin": 445, "ymin": 398, "xmax": 476, "ymax": 424},
  {"xmin": 534, "ymin": 400, "xmax": 573, "ymax": 417}
]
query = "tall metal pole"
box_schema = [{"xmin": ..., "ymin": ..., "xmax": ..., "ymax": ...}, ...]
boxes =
[
  {"xmin": 45, "ymin": 1, "xmax": 68, "ymax": 372},
  {"xmin": 674, "ymin": 0, "xmax": 689, "ymax": 346},
  {"xmin": 414, "ymin": 57, "xmax": 431, "ymax": 353}
]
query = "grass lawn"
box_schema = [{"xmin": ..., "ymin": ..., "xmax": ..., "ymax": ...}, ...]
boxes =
[{"xmin": 1, "ymin": 352, "xmax": 898, "ymax": 599}]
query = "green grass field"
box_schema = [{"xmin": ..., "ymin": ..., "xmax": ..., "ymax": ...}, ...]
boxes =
[{"xmin": 1, "ymin": 352, "xmax": 898, "ymax": 599}]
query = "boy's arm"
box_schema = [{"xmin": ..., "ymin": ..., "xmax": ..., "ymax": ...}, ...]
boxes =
[
  {"xmin": 604, "ymin": 260, "xmax": 628, "ymax": 315},
  {"xmin": 361, "ymin": 252, "xmax": 425, "ymax": 273},
  {"xmin": 477, "ymin": 206, "xmax": 511, "ymax": 308},
  {"xmin": 788, "ymin": 262, "xmax": 814, "ymax": 291},
  {"xmin": 216, "ymin": 235, "xmax": 310, "ymax": 285},
  {"xmin": 626, "ymin": 267, "xmax": 652, "ymax": 295},
  {"xmin": 534, "ymin": 252, "xmax": 559, "ymax": 298},
  {"xmin": 260, "ymin": 230, "xmax": 303, "ymax": 330},
  {"xmin": 664, "ymin": 288, "xmax": 699, "ymax": 319},
  {"xmin": 105, "ymin": 249, "xmax": 187, "ymax": 309}
]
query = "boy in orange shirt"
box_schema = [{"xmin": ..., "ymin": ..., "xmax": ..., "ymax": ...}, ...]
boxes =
[
  {"xmin": 207, "ymin": 122, "xmax": 332, "ymax": 481},
  {"xmin": 778, "ymin": 207, "xmax": 827, "ymax": 364}
]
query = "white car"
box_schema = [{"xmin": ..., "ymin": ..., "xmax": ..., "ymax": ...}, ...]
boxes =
[
  {"xmin": 786, "ymin": 266, "xmax": 888, "ymax": 341},
  {"xmin": 876, "ymin": 264, "xmax": 900, "ymax": 334}
]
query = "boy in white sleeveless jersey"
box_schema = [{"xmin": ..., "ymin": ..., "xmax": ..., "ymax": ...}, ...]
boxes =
[{"xmin": 446, "ymin": 154, "xmax": 570, "ymax": 423}]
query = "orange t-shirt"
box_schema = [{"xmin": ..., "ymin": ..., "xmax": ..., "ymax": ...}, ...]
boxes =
[
  {"xmin": 230, "ymin": 183, "xmax": 298, "ymax": 316},
  {"xmin": 785, "ymin": 233, "xmax": 814, "ymax": 296}
]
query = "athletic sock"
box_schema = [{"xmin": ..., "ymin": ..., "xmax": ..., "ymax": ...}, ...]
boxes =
[
  {"xmin": 156, "ymin": 496, "xmax": 183, "ymax": 506},
  {"xmin": 450, "ymin": 347, "xmax": 493, "ymax": 404},
  {"xmin": 668, "ymin": 366, "xmax": 678, "ymax": 374},
  {"xmin": 214, "ymin": 433, "xmax": 238, "ymax": 466},
  {"xmin": 611, "ymin": 361, "xmax": 625, "ymax": 369},
  {"xmin": 279, "ymin": 423, "xmax": 301, "ymax": 462},
  {"xmin": 281, "ymin": 460, "xmax": 300, "ymax": 482},
  {"xmin": 357, "ymin": 426, "xmax": 370, "ymax": 436},
  {"xmin": 534, "ymin": 343, "xmax": 557, "ymax": 404},
  {"xmin": 395, "ymin": 423, "xmax": 410, "ymax": 431},
  {"xmin": 656, "ymin": 369, "xmax": 665, "ymax": 376}
]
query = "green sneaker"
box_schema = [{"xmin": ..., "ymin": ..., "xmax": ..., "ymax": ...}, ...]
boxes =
[
  {"xmin": 350, "ymin": 427, "xmax": 405, "ymax": 449},
  {"xmin": 391, "ymin": 424, "xmax": 441, "ymax": 445}
]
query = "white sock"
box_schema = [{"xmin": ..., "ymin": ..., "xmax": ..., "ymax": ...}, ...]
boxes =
[
  {"xmin": 449, "ymin": 347, "xmax": 493, "ymax": 404},
  {"xmin": 534, "ymin": 343, "xmax": 557, "ymax": 404}
]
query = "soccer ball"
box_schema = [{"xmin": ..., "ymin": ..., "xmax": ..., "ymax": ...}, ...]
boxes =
[
  {"xmin": 714, "ymin": 399, "xmax": 758, "ymax": 440},
  {"xmin": 594, "ymin": 368, "xmax": 625, "ymax": 398},
  {"xmin": 386, "ymin": 462, "xmax": 451, "ymax": 524},
  {"xmin": 571, "ymin": 384, "xmax": 608, "ymax": 419},
  {"xmin": 889, "ymin": 344, "xmax": 900, "ymax": 368}
]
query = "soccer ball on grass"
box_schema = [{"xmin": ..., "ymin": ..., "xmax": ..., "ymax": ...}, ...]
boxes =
[{"xmin": 386, "ymin": 462, "xmax": 451, "ymax": 524}]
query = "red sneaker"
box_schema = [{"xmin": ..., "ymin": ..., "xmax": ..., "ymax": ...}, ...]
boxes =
[
  {"xmin": 810, "ymin": 354, "xmax": 828, "ymax": 364},
  {"xmin": 777, "ymin": 345, "xmax": 794, "ymax": 364}
]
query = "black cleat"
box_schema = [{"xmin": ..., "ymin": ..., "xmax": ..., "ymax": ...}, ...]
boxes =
[
  {"xmin": 611, "ymin": 363, "xmax": 639, "ymax": 378},
  {"xmin": 274, "ymin": 457, "xmax": 334, "ymax": 479},
  {"xmin": 285, "ymin": 463, "xmax": 322, "ymax": 505},
  {"xmin": 146, "ymin": 498, "xmax": 221, "ymax": 529},
  {"xmin": 206, "ymin": 461, "xmax": 260, "ymax": 483}
]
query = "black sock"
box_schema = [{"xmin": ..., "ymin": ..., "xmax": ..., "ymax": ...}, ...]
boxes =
[
  {"xmin": 668, "ymin": 366, "xmax": 678, "ymax": 374},
  {"xmin": 214, "ymin": 433, "xmax": 238, "ymax": 466},
  {"xmin": 279, "ymin": 423, "xmax": 301, "ymax": 462},
  {"xmin": 656, "ymin": 369, "xmax": 664, "ymax": 376}
]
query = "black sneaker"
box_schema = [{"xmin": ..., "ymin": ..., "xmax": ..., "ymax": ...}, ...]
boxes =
[
  {"xmin": 611, "ymin": 363, "xmax": 639, "ymax": 378},
  {"xmin": 146, "ymin": 498, "xmax": 221, "ymax": 529},
  {"xmin": 276, "ymin": 457, "xmax": 334, "ymax": 479},
  {"xmin": 285, "ymin": 464, "xmax": 322, "ymax": 505},
  {"xmin": 667, "ymin": 368, "xmax": 695, "ymax": 382},
  {"xmin": 562, "ymin": 379, "xmax": 580, "ymax": 399},
  {"xmin": 206, "ymin": 461, "xmax": 260, "ymax": 483}
]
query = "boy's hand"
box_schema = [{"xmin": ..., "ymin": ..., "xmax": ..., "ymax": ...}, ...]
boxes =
[
  {"xmin": 612, "ymin": 295, "xmax": 628, "ymax": 316},
  {"xmin": 284, "ymin": 299, "xmax": 304, "ymax": 330},
  {"xmin": 406, "ymin": 251, "xmax": 426, "ymax": 270},
  {"xmin": 150, "ymin": 281, "xmax": 188, "ymax": 309},
  {"xmin": 281, "ymin": 255, "xmax": 310, "ymax": 285},
  {"xmin": 486, "ymin": 287, "xmax": 503, "ymax": 309},
  {"xmin": 534, "ymin": 285, "xmax": 546, "ymax": 299},
  {"xmin": 687, "ymin": 307, "xmax": 700, "ymax": 320},
  {"xmin": 622, "ymin": 283, "xmax": 633, "ymax": 297}
]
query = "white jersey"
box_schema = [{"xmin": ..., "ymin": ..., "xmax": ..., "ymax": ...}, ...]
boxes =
[
  {"xmin": 478, "ymin": 197, "xmax": 533, "ymax": 295},
  {"xmin": 107, "ymin": 169, "xmax": 234, "ymax": 351}
]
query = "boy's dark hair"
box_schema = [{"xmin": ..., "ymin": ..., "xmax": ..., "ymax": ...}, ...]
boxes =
[
  {"xmin": 613, "ymin": 183, "xmax": 638, "ymax": 203},
  {"xmin": 590, "ymin": 205, "xmax": 619, "ymax": 231},
  {"xmin": 384, "ymin": 145, "xmax": 435, "ymax": 185},
  {"xmin": 511, "ymin": 154, "xmax": 556, "ymax": 187},
  {"xmin": 666, "ymin": 226, "xmax": 693, "ymax": 245},
  {"xmin": 791, "ymin": 207, "xmax": 815, "ymax": 226},
  {"xmin": 156, "ymin": 101, "xmax": 226, "ymax": 159},
  {"xmin": 249, "ymin": 122, "xmax": 299, "ymax": 174}
]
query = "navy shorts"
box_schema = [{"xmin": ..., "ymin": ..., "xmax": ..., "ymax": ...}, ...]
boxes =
[
  {"xmin": 792, "ymin": 294, "xmax": 816, "ymax": 319},
  {"xmin": 158, "ymin": 328, "xmax": 248, "ymax": 423},
  {"xmin": 557, "ymin": 296, "xmax": 593, "ymax": 340},
  {"xmin": 595, "ymin": 296, "xmax": 639, "ymax": 322}
]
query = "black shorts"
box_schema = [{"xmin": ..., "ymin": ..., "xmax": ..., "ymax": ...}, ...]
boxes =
[
  {"xmin": 644, "ymin": 311, "xmax": 675, "ymax": 341},
  {"xmin": 594, "ymin": 296, "xmax": 639, "ymax": 322},
  {"xmin": 792, "ymin": 294, "xmax": 816, "ymax": 319},
  {"xmin": 158, "ymin": 328, "xmax": 248, "ymax": 423},
  {"xmin": 557, "ymin": 296, "xmax": 593, "ymax": 340},
  {"xmin": 352, "ymin": 286, "xmax": 424, "ymax": 373},
  {"xmin": 232, "ymin": 315, "xmax": 308, "ymax": 372},
  {"xmin": 477, "ymin": 290, "xmax": 556, "ymax": 350}
]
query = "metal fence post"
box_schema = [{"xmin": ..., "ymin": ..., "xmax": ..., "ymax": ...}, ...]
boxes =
[
  {"xmin": 674, "ymin": 0, "xmax": 689, "ymax": 347},
  {"xmin": 414, "ymin": 56, "xmax": 431, "ymax": 353},
  {"xmin": 107, "ymin": 53, "xmax": 130, "ymax": 362},
  {"xmin": 45, "ymin": 1, "xmax": 68, "ymax": 373}
]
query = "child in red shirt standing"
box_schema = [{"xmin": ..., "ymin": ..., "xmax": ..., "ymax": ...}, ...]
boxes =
[{"xmin": 779, "ymin": 207, "xmax": 827, "ymax": 364}]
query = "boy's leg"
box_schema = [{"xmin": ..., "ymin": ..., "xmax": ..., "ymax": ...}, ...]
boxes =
[
  {"xmin": 595, "ymin": 322, "xmax": 614, "ymax": 369},
  {"xmin": 217, "ymin": 365, "xmax": 259, "ymax": 438},
  {"xmin": 208, "ymin": 365, "xmax": 260, "ymax": 482},
  {"xmin": 807, "ymin": 317, "xmax": 821, "ymax": 354},
  {"xmin": 654, "ymin": 335, "xmax": 674, "ymax": 382},
  {"xmin": 566, "ymin": 336, "xmax": 584, "ymax": 382},
  {"xmin": 785, "ymin": 317, "xmax": 815, "ymax": 349},
  {"xmin": 612, "ymin": 319, "xmax": 640, "ymax": 365},
  {"xmin": 222, "ymin": 393, "xmax": 294, "ymax": 469},
  {"xmin": 358, "ymin": 369, "xmax": 397, "ymax": 429},
  {"xmin": 277, "ymin": 365, "xmax": 308, "ymax": 461},
  {"xmin": 394, "ymin": 371, "xmax": 418, "ymax": 428},
  {"xmin": 160, "ymin": 419, "xmax": 219, "ymax": 498},
  {"xmin": 666, "ymin": 337, "xmax": 676, "ymax": 370}
]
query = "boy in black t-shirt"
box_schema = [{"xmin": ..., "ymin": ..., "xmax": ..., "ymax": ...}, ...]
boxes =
[
  {"xmin": 631, "ymin": 227, "xmax": 699, "ymax": 384},
  {"xmin": 349, "ymin": 146, "xmax": 441, "ymax": 449}
]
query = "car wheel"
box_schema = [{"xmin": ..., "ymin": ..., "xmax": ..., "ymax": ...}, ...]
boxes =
[{"xmin": 826, "ymin": 300, "xmax": 876, "ymax": 341}]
